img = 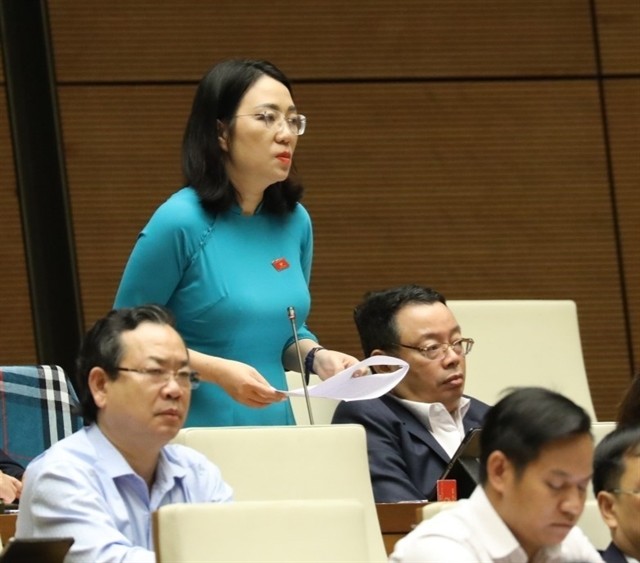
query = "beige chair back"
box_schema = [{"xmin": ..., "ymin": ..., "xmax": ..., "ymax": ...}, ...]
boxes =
[
  {"xmin": 154, "ymin": 499, "xmax": 371, "ymax": 562},
  {"xmin": 173, "ymin": 424, "xmax": 387, "ymax": 562},
  {"xmin": 591, "ymin": 421, "xmax": 616, "ymax": 445},
  {"xmin": 576, "ymin": 499, "xmax": 610, "ymax": 550},
  {"xmin": 584, "ymin": 421, "xmax": 617, "ymax": 500},
  {"xmin": 285, "ymin": 371, "xmax": 340, "ymax": 425},
  {"xmin": 447, "ymin": 300, "xmax": 597, "ymax": 420}
]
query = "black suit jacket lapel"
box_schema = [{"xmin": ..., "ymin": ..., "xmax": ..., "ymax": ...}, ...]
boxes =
[{"xmin": 380, "ymin": 395, "xmax": 451, "ymax": 461}]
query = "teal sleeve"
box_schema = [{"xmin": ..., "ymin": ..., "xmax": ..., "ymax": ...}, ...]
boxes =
[{"xmin": 114, "ymin": 191, "xmax": 208, "ymax": 308}]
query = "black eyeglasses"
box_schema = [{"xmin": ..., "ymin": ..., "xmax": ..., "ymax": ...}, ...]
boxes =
[
  {"xmin": 395, "ymin": 338, "xmax": 474, "ymax": 361},
  {"xmin": 116, "ymin": 367, "xmax": 200, "ymax": 389}
]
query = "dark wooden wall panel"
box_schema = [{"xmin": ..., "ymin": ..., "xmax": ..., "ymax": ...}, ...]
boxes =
[
  {"xmin": 48, "ymin": 0, "xmax": 595, "ymax": 81},
  {"xmin": 606, "ymin": 78, "xmax": 640, "ymax": 376},
  {"xmin": 57, "ymin": 79, "xmax": 631, "ymax": 419},
  {"xmin": 58, "ymin": 86, "xmax": 189, "ymax": 325},
  {"xmin": 295, "ymin": 81, "xmax": 630, "ymax": 418},
  {"xmin": 0, "ymin": 88, "xmax": 37, "ymax": 363},
  {"xmin": 596, "ymin": 0, "xmax": 640, "ymax": 74},
  {"xmin": 0, "ymin": 0, "xmax": 631, "ymax": 418}
]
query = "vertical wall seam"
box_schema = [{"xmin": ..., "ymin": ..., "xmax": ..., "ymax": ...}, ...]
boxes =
[{"xmin": 588, "ymin": 0, "xmax": 635, "ymax": 376}]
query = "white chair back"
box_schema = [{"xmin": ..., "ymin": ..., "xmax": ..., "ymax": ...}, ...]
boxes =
[
  {"xmin": 591, "ymin": 421, "xmax": 616, "ymax": 445},
  {"xmin": 585, "ymin": 421, "xmax": 617, "ymax": 502},
  {"xmin": 285, "ymin": 371, "xmax": 340, "ymax": 425},
  {"xmin": 173, "ymin": 424, "xmax": 387, "ymax": 562},
  {"xmin": 576, "ymin": 499, "xmax": 610, "ymax": 550},
  {"xmin": 154, "ymin": 499, "xmax": 371, "ymax": 562},
  {"xmin": 447, "ymin": 300, "xmax": 597, "ymax": 420}
]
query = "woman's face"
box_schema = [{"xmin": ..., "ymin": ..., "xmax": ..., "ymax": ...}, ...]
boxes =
[{"xmin": 220, "ymin": 75, "xmax": 300, "ymax": 195}]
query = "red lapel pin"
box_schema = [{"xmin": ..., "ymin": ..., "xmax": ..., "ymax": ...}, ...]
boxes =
[{"xmin": 272, "ymin": 257, "xmax": 290, "ymax": 271}]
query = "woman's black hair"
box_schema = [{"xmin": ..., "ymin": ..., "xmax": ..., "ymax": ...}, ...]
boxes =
[{"xmin": 182, "ymin": 59, "xmax": 303, "ymax": 215}]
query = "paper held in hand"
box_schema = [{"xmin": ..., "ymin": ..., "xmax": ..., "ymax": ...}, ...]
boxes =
[{"xmin": 281, "ymin": 355, "xmax": 408, "ymax": 401}]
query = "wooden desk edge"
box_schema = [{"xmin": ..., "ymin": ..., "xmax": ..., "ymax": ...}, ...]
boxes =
[
  {"xmin": 0, "ymin": 513, "xmax": 18, "ymax": 544},
  {"xmin": 376, "ymin": 502, "xmax": 428, "ymax": 555}
]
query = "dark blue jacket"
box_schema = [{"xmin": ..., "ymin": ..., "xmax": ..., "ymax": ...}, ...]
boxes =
[
  {"xmin": 0, "ymin": 448, "xmax": 24, "ymax": 479},
  {"xmin": 600, "ymin": 542, "xmax": 629, "ymax": 563},
  {"xmin": 332, "ymin": 394, "xmax": 489, "ymax": 502}
]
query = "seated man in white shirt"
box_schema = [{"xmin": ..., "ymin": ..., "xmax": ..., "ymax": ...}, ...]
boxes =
[
  {"xmin": 16, "ymin": 305, "xmax": 233, "ymax": 562},
  {"xmin": 332, "ymin": 284, "xmax": 489, "ymax": 501},
  {"xmin": 593, "ymin": 424, "xmax": 640, "ymax": 563},
  {"xmin": 390, "ymin": 387, "xmax": 603, "ymax": 563}
]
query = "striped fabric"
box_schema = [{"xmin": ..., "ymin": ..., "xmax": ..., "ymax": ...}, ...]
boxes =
[{"xmin": 0, "ymin": 365, "xmax": 83, "ymax": 465}]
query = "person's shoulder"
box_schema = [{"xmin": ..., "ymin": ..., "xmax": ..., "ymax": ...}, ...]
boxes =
[
  {"xmin": 162, "ymin": 443, "xmax": 227, "ymax": 485},
  {"xmin": 332, "ymin": 395, "xmax": 399, "ymax": 423},
  {"xmin": 414, "ymin": 501, "xmax": 470, "ymax": 533},
  {"xmin": 282, "ymin": 202, "xmax": 311, "ymax": 226},
  {"xmin": 559, "ymin": 526, "xmax": 606, "ymax": 561},
  {"xmin": 599, "ymin": 542, "xmax": 626, "ymax": 563},
  {"xmin": 25, "ymin": 428, "xmax": 95, "ymax": 476},
  {"xmin": 333, "ymin": 396, "xmax": 387, "ymax": 415},
  {"xmin": 149, "ymin": 187, "xmax": 211, "ymax": 227},
  {"xmin": 163, "ymin": 442, "xmax": 218, "ymax": 473},
  {"xmin": 465, "ymin": 395, "xmax": 491, "ymax": 412},
  {"xmin": 36, "ymin": 427, "xmax": 90, "ymax": 457},
  {"xmin": 142, "ymin": 187, "xmax": 216, "ymax": 249},
  {"xmin": 292, "ymin": 202, "xmax": 310, "ymax": 217},
  {"xmin": 390, "ymin": 503, "xmax": 475, "ymax": 561},
  {"xmin": 162, "ymin": 443, "xmax": 233, "ymax": 502}
]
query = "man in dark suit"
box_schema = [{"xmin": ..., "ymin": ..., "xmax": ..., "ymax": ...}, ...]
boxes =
[
  {"xmin": 593, "ymin": 424, "xmax": 640, "ymax": 563},
  {"xmin": 332, "ymin": 284, "xmax": 489, "ymax": 502}
]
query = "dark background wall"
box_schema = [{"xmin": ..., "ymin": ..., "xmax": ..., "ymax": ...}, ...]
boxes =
[{"xmin": 1, "ymin": 0, "xmax": 638, "ymax": 420}]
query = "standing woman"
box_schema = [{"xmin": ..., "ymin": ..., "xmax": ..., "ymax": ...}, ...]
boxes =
[{"xmin": 114, "ymin": 59, "xmax": 358, "ymax": 427}]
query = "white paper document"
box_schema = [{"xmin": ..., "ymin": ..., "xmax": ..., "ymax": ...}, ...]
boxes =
[{"xmin": 282, "ymin": 355, "xmax": 408, "ymax": 401}]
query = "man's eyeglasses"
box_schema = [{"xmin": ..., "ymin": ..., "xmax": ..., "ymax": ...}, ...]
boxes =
[
  {"xmin": 395, "ymin": 338, "xmax": 474, "ymax": 361},
  {"xmin": 116, "ymin": 367, "xmax": 200, "ymax": 389},
  {"xmin": 234, "ymin": 109, "xmax": 307, "ymax": 136},
  {"xmin": 608, "ymin": 488, "xmax": 640, "ymax": 497}
]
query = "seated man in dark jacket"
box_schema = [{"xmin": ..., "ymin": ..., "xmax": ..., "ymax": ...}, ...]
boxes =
[
  {"xmin": 593, "ymin": 424, "xmax": 640, "ymax": 563},
  {"xmin": 332, "ymin": 284, "xmax": 489, "ymax": 502},
  {"xmin": 0, "ymin": 447, "xmax": 24, "ymax": 503}
]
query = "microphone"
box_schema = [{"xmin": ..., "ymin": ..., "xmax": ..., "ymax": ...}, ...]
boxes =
[{"xmin": 287, "ymin": 306, "xmax": 315, "ymax": 425}]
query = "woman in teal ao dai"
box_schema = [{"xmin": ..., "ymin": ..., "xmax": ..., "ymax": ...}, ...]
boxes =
[{"xmin": 114, "ymin": 59, "xmax": 358, "ymax": 427}]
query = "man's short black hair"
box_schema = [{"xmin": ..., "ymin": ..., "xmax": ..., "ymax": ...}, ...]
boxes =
[
  {"xmin": 592, "ymin": 424, "xmax": 640, "ymax": 496},
  {"xmin": 74, "ymin": 304, "xmax": 177, "ymax": 425},
  {"xmin": 479, "ymin": 387, "xmax": 592, "ymax": 484},
  {"xmin": 353, "ymin": 284, "xmax": 446, "ymax": 357}
]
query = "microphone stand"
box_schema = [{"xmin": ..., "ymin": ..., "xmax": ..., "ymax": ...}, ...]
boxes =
[{"xmin": 287, "ymin": 306, "xmax": 315, "ymax": 425}]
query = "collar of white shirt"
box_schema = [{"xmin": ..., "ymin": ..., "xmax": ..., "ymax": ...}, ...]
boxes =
[{"xmin": 393, "ymin": 396, "xmax": 471, "ymax": 458}]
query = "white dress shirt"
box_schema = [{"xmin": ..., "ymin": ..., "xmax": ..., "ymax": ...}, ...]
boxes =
[
  {"xmin": 397, "ymin": 396, "xmax": 471, "ymax": 457},
  {"xmin": 16, "ymin": 424, "xmax": 233, "ymax": 562},
  {"xmin": 390, "ymin": 486, "xmax": 604, "ymax": 563}
]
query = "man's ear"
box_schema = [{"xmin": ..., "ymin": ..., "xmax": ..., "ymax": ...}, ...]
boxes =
[
  {"xmin": 487, "ymin": 450, "xmax": 511, "ymax": 494},
  {"xmin": 88, "ymin": 367, "xmax": 110, "ymax": 410},
  {"xmin": 370, "ymin": 349, "xmax": 393, "ymax": 373},
  {"xmin": 596, "ymin": 490, "xmax": 618, "ymax": 531},
  {"xmin": 217, "ymin": 120, "xmax": 229, "ymax": 152}
]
